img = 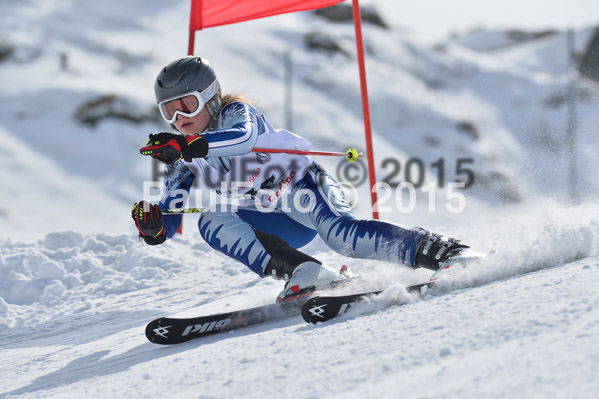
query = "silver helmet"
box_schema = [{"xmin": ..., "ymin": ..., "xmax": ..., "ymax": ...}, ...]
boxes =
[{"xmin": 154, "ymin": 56, "xmax": 221, "ymax": 118}]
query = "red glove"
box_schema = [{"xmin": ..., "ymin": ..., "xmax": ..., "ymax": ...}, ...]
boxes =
[
  {"xmin": 140, "ymin": 133, "xmax": 208, "ymax": 164},
  {"xmin": 132, "ymin": 201, "xmax": 166, "ymax": 245}
]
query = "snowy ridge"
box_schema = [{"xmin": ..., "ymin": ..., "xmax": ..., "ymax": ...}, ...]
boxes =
[
  {"xmin": 2, "ymin": 0, "xmax": 599, "ymax": 237},
  {"xmin": 0, "ymin": 125, "xmax": 133, "ymax": 242},
  {"xmin": 0, "ymin": 230, "xmax": 261, "ymax": 332}
]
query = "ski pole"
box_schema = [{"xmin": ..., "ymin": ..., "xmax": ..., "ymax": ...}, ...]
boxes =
[
  {"xmin": 252, "ymin": 147, "xmax": 362, "ymax": 162},
  {"xmin": 160, "ymin": 148, "xmax": 362, "ymax": 216},
  {"xmin": 162, "ymin": 208, "xmax": 204, "ymax": 215}
]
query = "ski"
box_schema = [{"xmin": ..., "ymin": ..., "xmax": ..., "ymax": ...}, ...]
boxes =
[
  {"xmin": 145, "ymin": 299, "xmax": 305, "ymax": 345},
  {"xmin": 301, "ymin": 281, "xmax": 434, "ymax": 324},
  {"xmin": 146, "ymin": 282, "xmax": 434, "ymax": 343}
]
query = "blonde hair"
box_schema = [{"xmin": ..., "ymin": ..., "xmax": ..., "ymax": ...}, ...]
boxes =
[{"xmin": 221, "ymin": 93, "xmax": 254, "ymax": 108}]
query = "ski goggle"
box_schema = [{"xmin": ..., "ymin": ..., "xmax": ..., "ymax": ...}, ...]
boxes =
[
  {"xmin": 158, "ymin": 92, "xmax": 204, "ymax": 124},
  {"xmin": 158, "ymin": 78, "xmax": 221, "ymax": 124}
]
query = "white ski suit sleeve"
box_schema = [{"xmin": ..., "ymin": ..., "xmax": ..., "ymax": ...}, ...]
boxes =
[{"xmin": 201, "ymin": 102, "xmax": 262, "ymax": 158}]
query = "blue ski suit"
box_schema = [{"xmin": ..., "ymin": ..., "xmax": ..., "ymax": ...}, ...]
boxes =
[{"xmin": 158, "ymin": 102, "xmax": 427, "ymax": 276}]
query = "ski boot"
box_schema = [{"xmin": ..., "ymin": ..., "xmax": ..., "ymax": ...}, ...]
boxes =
[
  {"xmin": 261, "ymin": 243, "xmax": 353, "ymax": 303},
  {"xmin": 415, "ymin": 233, "xmax": 484, "ymax": 280},
  {"xmin": 255, "ymin": 229, "xmax": 354, "ymax": 302},
  {"xmin": 274, "ymin": 261, "xmax": 354, "ymax": 303}
]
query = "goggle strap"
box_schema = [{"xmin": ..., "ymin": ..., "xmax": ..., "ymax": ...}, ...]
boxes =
[{"xmin": 199, "ymin": 78, "xmax": 221, "ymax": 104}]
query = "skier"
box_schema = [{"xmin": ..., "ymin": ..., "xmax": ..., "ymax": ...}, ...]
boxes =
[{"xmin": 133, "ymin": 56, "xmax": 478, "ymax": 302}]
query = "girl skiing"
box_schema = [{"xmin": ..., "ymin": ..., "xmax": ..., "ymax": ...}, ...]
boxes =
[{"xmin": 133, "ymin": 56, "xmax": 475, "ymax": 301}]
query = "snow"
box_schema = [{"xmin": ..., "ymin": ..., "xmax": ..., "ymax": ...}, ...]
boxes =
[
  {"xmin": 2, "ymin": 225, "xmax": 599, "ymax": 398},
  {"xmin": 1, "ymin": 0, "xmax": 599, "ymax": 397}
]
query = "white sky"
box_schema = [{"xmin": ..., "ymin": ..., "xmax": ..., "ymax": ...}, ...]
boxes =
[{"xmin": 364, "ymin": 0, "xmax": 599, "ymax": 43}]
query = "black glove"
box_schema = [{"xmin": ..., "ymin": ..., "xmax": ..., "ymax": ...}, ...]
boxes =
[
  {"xmin": 132, "ymin": 200, "xmax": 166, "ymax": 245},
  {"xmin": 140, "ymin": 132, "xmax": 208, "ymax": 164}
]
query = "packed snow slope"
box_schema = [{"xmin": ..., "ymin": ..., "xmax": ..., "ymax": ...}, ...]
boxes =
[
  {"xmin": 1, "ymin": 204, "xmax": 599, "ymax": 398},
  {"xmin": 1, "ymin": 0, "xmax": 599, "ymax": 398}
]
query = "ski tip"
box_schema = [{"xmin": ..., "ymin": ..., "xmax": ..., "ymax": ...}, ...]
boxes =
[
  {"xmin": 301, "ymin": 294, "xmax": 360, "ymax": 324},
  {"xmin": 301, "ymin": 296, "xmax": 322, "ymax": 324},
  {"xmin": 145, "ymin": 317, "xmax": 181, "ymax": 345}
]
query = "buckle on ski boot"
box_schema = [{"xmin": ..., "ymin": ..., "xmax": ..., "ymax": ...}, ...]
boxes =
[{"xmin": 276, "ymin": 284, "xmax": 317, "ymax": 303}]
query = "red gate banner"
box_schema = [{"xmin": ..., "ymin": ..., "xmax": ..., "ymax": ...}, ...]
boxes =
[{"xmin": 190, "ymin": 0, "xmax": 345, "ymax": 30}]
